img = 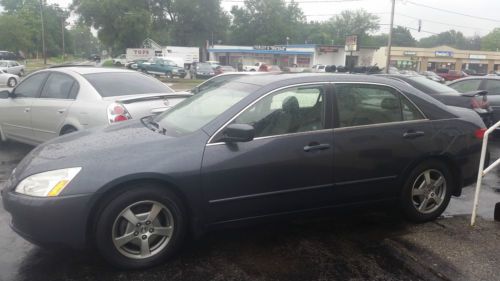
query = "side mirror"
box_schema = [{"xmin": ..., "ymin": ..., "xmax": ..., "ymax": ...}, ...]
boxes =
[
  {"xmin": 220, "ymin": 124, "xmax": 255, "ymax": 143},
  {"xmin": 191, "ymin": 87, "xmax": 199, "ymax": 94},
  {"xmin": 0, "ymin": 90, "xmax": 9, "ymax": 99}
]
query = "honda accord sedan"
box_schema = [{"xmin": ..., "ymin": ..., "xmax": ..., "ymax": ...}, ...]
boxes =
[
  {"xmin": 0, "ymin": 67, "xmax": 191, "ymax": 146},
  {"xmin": 2, "ymin": 74, "xmax": 485, "ymax": 269}
]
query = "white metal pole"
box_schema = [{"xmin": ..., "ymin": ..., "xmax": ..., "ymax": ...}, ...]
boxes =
[{"xmin": 385, "ymin": 0, "xmax": 396, "ymax": 74}]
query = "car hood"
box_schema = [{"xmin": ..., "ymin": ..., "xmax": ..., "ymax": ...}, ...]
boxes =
[{"xmin": 9, "ymin": 120, "xmax": 208, "ymax": 190}]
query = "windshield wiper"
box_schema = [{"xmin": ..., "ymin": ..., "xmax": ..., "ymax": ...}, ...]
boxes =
[{"xmin": 141, "ymin": 116, "xmax": 167, "ymax": 135}]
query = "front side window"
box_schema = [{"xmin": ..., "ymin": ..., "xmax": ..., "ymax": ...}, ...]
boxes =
[
  {"xmin": 449, "ymin": 79, "xmax": 481, "ymax": 93},
  {"xmin": 233, "ymin": 85, "xmax": 326, "ymax": 138},
  {"xmin": 40, "ymin": 73, "xmax": 76, "ymax": 99},
  {"xmin": 335, "ymin": 84, "xmax": 423, "ymax": 128},
  {"xmin": 14, "ymin": 72, "xmax": 49, "ymax": 98}
]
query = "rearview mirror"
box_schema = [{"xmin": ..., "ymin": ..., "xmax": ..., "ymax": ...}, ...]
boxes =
[{"xmin": 220, "ymin": 124, "xmax": 255, "ymax": 143}]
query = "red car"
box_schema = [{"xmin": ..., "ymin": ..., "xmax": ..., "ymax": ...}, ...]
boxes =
[
  {"xmin": 258, "ymin": 64, "xmax": 281, "ymax": 72},
  {"xmin": 436, "ymin": 68, "xmax": 468, "ymax": 81},
  {"xmin": 214, "ymin": 65, "xmax": 236, "ymax": 75}
]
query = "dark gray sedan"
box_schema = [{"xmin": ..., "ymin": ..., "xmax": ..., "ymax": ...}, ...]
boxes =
[{"xmin": 2, "ymin": 74, "xmax": 485, "ymax": 269}]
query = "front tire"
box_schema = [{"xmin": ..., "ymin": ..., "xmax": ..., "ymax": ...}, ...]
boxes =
[
  {"xmin": 7, "ymin": 77, "xmax": 16, "ymax": 87},
  {"xmin": 165, "ymin": 71, "xmax": 173, "ymax": 79},
  {"xmin": 95, "ymin": 185, "xmax": 187, "ymax": 269},
  {"xmin": 400, "ymin": 160, "xmax": 453, "ymax": 222}
]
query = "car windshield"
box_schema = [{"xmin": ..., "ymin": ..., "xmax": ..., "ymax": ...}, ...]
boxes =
[
  {"xmin": 153, "ymin": 81, "xmax": 258, "ymax": 136},
  {"xmin": 84, "ymin": 72, "xmax": 174, "ymax": 97},
  {"xmin": 404, "ymin": 76, "xmax": 459, "ymax": 94}
]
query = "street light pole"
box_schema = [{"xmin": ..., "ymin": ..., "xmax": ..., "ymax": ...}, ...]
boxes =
[
  {"xmin": 385, "ymin": 0, "xmax": 396, "ymax": 73},
  {"xmin": 60, "ymin": 12, "xmax": 66, "ymax": 62},
  {"xmin": 40, "ymin": 0, "xmax": 47, "ymax": 65}
]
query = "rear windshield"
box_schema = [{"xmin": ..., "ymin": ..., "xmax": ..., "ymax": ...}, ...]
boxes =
[
  {"xmin": 404, "ymin": 76, "xmax": 459, "ymax": 94},
  {"xmin": 84, "ymin": 72, "xmax": 174, "ymax": 97}
]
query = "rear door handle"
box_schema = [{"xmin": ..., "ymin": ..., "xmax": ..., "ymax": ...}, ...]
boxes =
[
  {"xmin": 304, "ymin": 143, "xmax": 331, "ymax": 152},
  {"xmin": 57, "ymin": 109, "xmax": 66, "ymax": 114},
  {"xmin": 24, "ymin": 108, "xmax": 30, "ymax": 113},
  {"xmin": 403, "ymin": 131, "xmax": 425, "ymax": 139}
]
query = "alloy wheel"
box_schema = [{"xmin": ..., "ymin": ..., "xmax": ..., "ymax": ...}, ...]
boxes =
[
  {"xmin": 411, "ymin": 169, "xmax": 447, "ymax": 214},
  {"xmin": 112, "ymin": 200, "xmax": 174, "ymax": 259}
]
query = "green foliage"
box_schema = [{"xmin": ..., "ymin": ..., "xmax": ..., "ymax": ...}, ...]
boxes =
[
  {"xmin": 417, "ymin": 30, "xmax": 480, "ymax": 50},
  {"xmin": 481, "ymin": 28, "xmax": 500, "ymax": 51},
  {"xmin": 0, "ymin": 14, "xmax": 31, "ymax": 52},
  {"xmin": 327, "ymin": 9, "xmax": 380, "ymax": 46},
  {"xmin": 230, "ymin": 0, "xmax": 305, "ymax": 45}
]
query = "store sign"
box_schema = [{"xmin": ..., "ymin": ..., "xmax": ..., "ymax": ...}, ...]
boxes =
[
  {"xmin": 469, "ymin": 54, "xmax": 486, "ymax": 60},
  {"xmin": 319, "ymin": 46, "xmax": 339, "ymax": 53},
  {"xmin": 404, "ymin": 51, "xmax": 417, "ymax": 56},
  {"xmin": 253, "ymin": 46, "xmax": 287, "ymax": 51},
  {"xmin": 345, "ymin": 35, "xmax": 358, "ymax": 52},
  {"xmin": 435, "ymin": 51, "xmax": 453, "ymax": 57}
]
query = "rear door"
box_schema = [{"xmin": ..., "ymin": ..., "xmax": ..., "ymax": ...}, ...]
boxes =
[
  {"xmin": 482, "ymin": 79, "xmax": 500, "ymax": 123},
  {"xmin": 332, "ymin": 83, "xmax": 434, "ymax": 203},
  {"xmin": 0, "ymin": 72, "xmax": 49, "ymax": 143},
  {"xmin": 30, "ymin": 72, "xmax": 77, "ymax": 142}
]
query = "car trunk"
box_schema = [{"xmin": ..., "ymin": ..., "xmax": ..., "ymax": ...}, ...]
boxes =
[{"xmin": 103, "ymin": 93, "xmax": 190, "ymax": 118}]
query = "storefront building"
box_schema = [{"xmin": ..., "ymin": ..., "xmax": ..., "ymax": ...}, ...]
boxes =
[
  {"xmin": 208, "ymin": 44, "xmax": 378, "ymax": 69},
  {"xmin": 373, "ymin": 45, "xmax": 500, "ymax": 74}
]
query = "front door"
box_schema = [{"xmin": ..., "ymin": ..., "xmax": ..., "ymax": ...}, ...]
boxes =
[
  {"xmin": 332, "ymin": 83, "xmax": 434, "ymax": 203},
  {"xmin": 0, "ymin": 72, "xmax": 49, "ymax": 143},
  {"xmin": 202, "ymin": 84, "xmax": 334, "ymax": 223},
  {"xmin": 31, "ymin": 73, "xmax": 77, "ymax": 142}
]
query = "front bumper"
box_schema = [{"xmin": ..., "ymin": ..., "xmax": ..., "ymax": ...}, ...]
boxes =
[{"xmin": 2, "ymin": 190, "xmax": 93, "ymax": 249}]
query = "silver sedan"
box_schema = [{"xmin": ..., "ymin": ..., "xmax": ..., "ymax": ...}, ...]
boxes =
[
  {"xmin": 0, "ymin": 60, "xmax": 25, "ymax": 76},
  {"xmin": 0, "ymin": 70, "xmax": 18, "ymax": 87},
  {"xmin": 0, "ymin": 67, "xmax": 191, "ymax": 146}
]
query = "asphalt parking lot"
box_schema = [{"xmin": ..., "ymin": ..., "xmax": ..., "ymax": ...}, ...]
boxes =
[{"xmin": 1, "ymin": 140, "xmax": 500, "ymax": 281}]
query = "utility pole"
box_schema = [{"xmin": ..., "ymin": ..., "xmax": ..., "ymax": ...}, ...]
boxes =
[
  {"xmin": 40, "ymin": 0, "xmax": 47, "ymax": 65},
  {"xmin": 386, "ymin": 0, "xmax": 396, "ymax": 73},
  {"xmin": 60, "ymin": 12, "xmax": 66, "ymax": 62}
]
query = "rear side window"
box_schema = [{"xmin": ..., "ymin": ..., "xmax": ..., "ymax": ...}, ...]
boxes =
[
  {"xmin": 40, "ymin": 73, "xmax": 76, "ymax": 99},
  {"xmin": 84, "ymin": 72, "xmax": 174, "ymax": 97},
  {"xmin": 14, "ymin": 72, "xmax": 49, "ymax": 98},
  {"xmin": 485, "ymin": 80, "xmax": 500, "ymax": 95},
  {"xmin": 449, "ymin": 80, "xmax": 482, "ymax": 93},
  {"xmin": 335, "ymin": 84, "xmax": 424, "ymax": 128}
]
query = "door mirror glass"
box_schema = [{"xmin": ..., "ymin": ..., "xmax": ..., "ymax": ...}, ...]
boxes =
[
  {"xmin": 0, "ymin": 90, "xmax": 10, "ymax": 99},
  {"xmin": 220, "ymin": 124, "xmax": 255, "ymax": 143}
]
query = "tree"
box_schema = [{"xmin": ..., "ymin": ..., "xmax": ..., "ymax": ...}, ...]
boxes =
[
  {"xmin": 392, "ymin": 26, "xmax": 416, "ymax": 47},
  {"xmin": 418, "ymin": 30, "xmax": 468, "ymax": 49},
  {"xmin": 327, "ymin": 9, "xmax": 380, "ymax": 46},
  {"xmin": 229, "ymin": 0, "xmax": 305, "ymax": 45},
  {"xmin": 481, "ymin": 28, "xmax": 500, "ymax": 51},
  {"xmin": 0, "ymin": 15, "xmax": 31, "ymax": 53}
]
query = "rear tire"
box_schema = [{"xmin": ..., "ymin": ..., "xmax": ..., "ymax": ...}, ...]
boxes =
[
  {"xmin": 60, "ymin": 126, "xmax": 77, "ymax": 135},
  {"xmin": 94, "ymin": 185, "xmax": 187, "ymax": 269},
  {"xmin": 165, "ymin": 72, "xmax": 173, "ymax": 79},
  {"xmin": 400, "ymin": 160, "xmax": 453, "ymax": 222},
  {"xmin": 7, "ymin": 78, "xmax": 16, "ymax": 87}
]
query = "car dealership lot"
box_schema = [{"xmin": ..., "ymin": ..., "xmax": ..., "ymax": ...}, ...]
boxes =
[{"xmin": 1, "ymin": 140, "xmax": 500, "ymax": 281}]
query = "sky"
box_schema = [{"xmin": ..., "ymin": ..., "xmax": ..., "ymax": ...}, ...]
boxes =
[{"xmin": 47, "ymin": 0, "xmax": 500, "ymax": 40}]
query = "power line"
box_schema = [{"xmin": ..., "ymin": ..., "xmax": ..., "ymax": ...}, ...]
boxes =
[
  {"xmin": 396, "ymin": 13, "xmax": 489, "ymax": 32},
  {"xmin": 404, "ymin": 1, "xmax": 500, "ymax": 23},
  {"xmin": 221, "ymin": 0, "xmax": 364, "ymax": 3}
]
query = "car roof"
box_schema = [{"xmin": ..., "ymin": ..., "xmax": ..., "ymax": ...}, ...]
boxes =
[
  {"xmin": 232, "ymin": 73, "xmax": 402, "ymax": 86},
  {"xmin": 42, "ymin": 67, "xmax": 135, "ymax": 75},
  {"xmin": 451, "ymin": 76, "xmax": 500, "ymax": 82}
]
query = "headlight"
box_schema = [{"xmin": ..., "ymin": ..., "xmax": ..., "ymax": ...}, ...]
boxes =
[
  {"xmin": 15, "ymin": 167, "xmax": 82, "ymax": 197},
  {"xmin": 197, "ymin": 71, "xmax": 202, "ymax": 75}
]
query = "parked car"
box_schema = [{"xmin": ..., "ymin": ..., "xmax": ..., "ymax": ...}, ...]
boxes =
[
  {"xmin": 312, "ymin": 64, "xmax": 326, "ymax": 72},
  {"xmin": 449, "ymin": 76, "xmax": 500, "ymax": 125},
  {"xmin": 193, "ymin": 63, "xmax": 216, "ymax": 79},
  {"xmin": 89, "ymin": 54, "xmax": 101, "ymax": 62},
  {"xmin": 435, "ymin": 68, "xmax": 467, "ymax": 81},
  {"xmin": 126, "ymin": 59, "xmax": 148, "ymax": 70},
  {"xmin": 421, "ymin": 71, "xmax": 445, "ymax": 83},
  {"xmin": 0, "ymin": 67, "xmax": 191, "ymax": 145},
  {"xmin": 0, "ymin": 51, "xmax": 19, "ymax": 60},
  {"xmin": 214, "ymin": 65, "xmax": 236, "ymax": 75},
  {"xmin": 2, "ymin": 74, "xmax": 485, "ymax": 269},
  {"xmin": 139, "ymin": 57, "xmax": 187, "ymax": 78},
  {"xmin": 379, "ymin": 74, "xmax": 493, "ymax": 127},
  {"xmin": 112, "ymin": 54, "xmax": 127, "ymax": 66},
  {"xmin": 0, "ymin": 70, "xmax": 18, "ymax": 87},
  {"xmin": 243, "ymin": 62, "xmax": 264, "ymax": 72},
  {"xmin": 258, "ymin": 64, "xmax": 281, "ymax": 72},
  {"xmin": 0, "ymin": 60, "xmax": 25, "ymax": 76}
]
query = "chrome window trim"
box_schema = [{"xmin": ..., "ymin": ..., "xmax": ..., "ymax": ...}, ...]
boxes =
[
  {"xmin": 206, "ymin": 81, "xmax": 429, "ymax": 146},
  {"xmin": 333, "ymin": 119, "xmax": 430, "ymax": 132},
  {"xmin": 206, "ymin": 82, "xmax": 331, "ymax": 145}
]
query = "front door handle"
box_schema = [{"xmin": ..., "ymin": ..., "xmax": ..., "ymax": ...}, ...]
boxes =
[
  {"xmin": 403, "ymin": 130, "xmax": 425, "ymax": 139},
  {"xmin": 304, "ymin": 143, "xmax": 331, "ymax": 152},
  {"xmin": 57, "ymin": 109, "xmax": 66, "ymax": 114},
  {"xmin": 24, "ymin": 108, "xmax": 30, "ymax": 113}
]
